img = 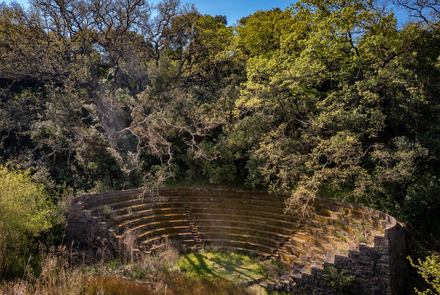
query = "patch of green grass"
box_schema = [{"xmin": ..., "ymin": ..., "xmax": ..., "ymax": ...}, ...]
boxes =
[{"xmin": 176, "ymin": 250, "xmax": 265, "ymax": 283}]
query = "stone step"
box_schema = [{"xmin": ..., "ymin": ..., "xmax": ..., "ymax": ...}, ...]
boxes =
[
  {"xmin": 313, "ymin": 214, "xmax": 357, "ymax": 236},
  {"xmin": 185, "ymin": 191, "xmax": 288, "ymax": 203},
  {"xmin": 83, "ymin": 193, "xmax": 184, "ymax": 211},
  {"xmin": 136, "ymin": 226, "xmax": 192, "ymax": 243},
  {"xmin": 282, "ymin": 244, "xmax": 311, "ymax": 260},
  {"xmin": 197, "ymin": 244, "xmax": 272, "ymax": 259},
  {"xmin": 291, "ymin": 232, "xmax": 324, "ymax": 249},
  {"xmin": 139, "ymin": 234, "xmax": 195, "ymax": 249},
  {"xmin": 279, "ymin": 251, "xmax": 302, "ymax": 267},
  {"xmin": 112, "ymin": 218, "xmax": 190, "ymax": 236},
  {"xmin": 298, "ymin": 225, "xmax": 340, "ymax": 249},
  {"xmin": 107, "ymin": 214, "xmax": 188, "ymax": 233},
  {"xmin": 188, "ymin": 201, "xmax": 287, "ymax": 214},
  {"xmin": 199, "ymin": 232, "xmax": 283, "ymax": 248},
  {"xmin": 190, "ymin": 208, "xmax": 299, "ymax": 223},
  {"xmin": 187, "ymin": 195, "xmax": 287, "ymax": 206},
  {"xmin": 287, "ymin": 236, "xmax": 326, "ymax": 257},
  {"xmin": 193, "ymin": 214, "xmax": 300, "ymax": 232},
  {"xmin": 110, "ymin": 211, "xmax": 189, "ymax": 229},
  {"xmin": 196, "ymin": 224, "xmax": 293, "ymax": 242},
  {"xmin": 201, "ymin": 239, "xmax": 277, "ymax": 253},
  {"xmin": 111, "ymin": 198, "xmax": 184, "ymax": 212}
]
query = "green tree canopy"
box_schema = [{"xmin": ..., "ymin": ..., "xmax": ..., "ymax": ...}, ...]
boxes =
[{"xmin": 232, "ymin": 0, "xmax": 440, "ymax": 219}]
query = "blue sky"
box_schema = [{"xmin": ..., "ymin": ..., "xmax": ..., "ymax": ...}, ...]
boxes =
[
  {"xmin": 176, "ymin": 0, "xmax": 408, "ymax": 25},
  {"xmin": 8, "ymin": 0, "xmax": 408, "ymax": 26},
  {"xmin": 186, "ymin": 0, "xmax": 294, "ymax": 25},
  {"xmin": 188, "ymin": 1, "xmax": 408, "ymax": 26}
]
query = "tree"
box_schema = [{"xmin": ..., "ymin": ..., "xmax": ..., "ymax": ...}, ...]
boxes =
[
  {"xmin": 0, "ymin": 0, "xmax": 238, "ymax": 190},
  {"xmin": 234, "ymin": 8, "xmax": 293, "ymax": 57},
  {"xmin": 393, "ymin": 0, "xmax": 439, "ymax": 26},
  {"xmin": 0, "ymin": 0, "xmax": 199, "ymax": 149},
  {"xmin": 233, "ymin": 0, "xmax": 440, "ymax": 217}
]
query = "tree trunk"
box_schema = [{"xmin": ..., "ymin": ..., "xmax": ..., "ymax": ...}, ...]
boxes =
[{"xmin": 89, "ymin": 89, "xmax": 119, "ymax": 149}]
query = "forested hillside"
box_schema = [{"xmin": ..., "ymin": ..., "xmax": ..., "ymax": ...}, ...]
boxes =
[{"xmin": 1, "ymin": 0, "xmax": 440, "ymax": 290}]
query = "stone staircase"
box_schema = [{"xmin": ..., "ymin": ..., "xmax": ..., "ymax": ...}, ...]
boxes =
[
  {"xmin": 67, "ymin": 187, "xmax": 391, "ymax": 287},
  {"xmin": 183, "ymin": 196, "xmax": 202, "ymax": 252}
]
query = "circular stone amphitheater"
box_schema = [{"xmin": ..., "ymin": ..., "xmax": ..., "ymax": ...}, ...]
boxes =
[{"xmin": 66, "ymin": 187, "xmax": 407, "ymax": 295}]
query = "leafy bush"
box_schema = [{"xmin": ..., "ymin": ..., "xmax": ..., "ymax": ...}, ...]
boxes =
[
  {"xmin": 323, "ymin": 265, "xmax": 356, "ymax": 292},
  {"xmin": 0, "ymin": 165, "xmax": 54, "ymax": 279},
  {"xmin": 409, "ymin": 255, "xmax": 440, "ymax": 295}
]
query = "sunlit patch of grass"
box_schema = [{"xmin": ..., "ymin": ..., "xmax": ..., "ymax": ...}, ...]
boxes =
[{"xmin": 176, "ymin": 250, "xmax": 265, "ymax": 282}]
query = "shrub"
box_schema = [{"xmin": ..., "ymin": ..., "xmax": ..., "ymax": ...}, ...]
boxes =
[
  {"xmin": 409, "ymin": 255, "xmax": 440, "ymax": 295},
  {"xmin": 0, "ymin": 165, "xmax": 54, "ymax": 279},
  {"xmin": 323, "ymin": 265, "xmax": 356, "ymax": 292}
]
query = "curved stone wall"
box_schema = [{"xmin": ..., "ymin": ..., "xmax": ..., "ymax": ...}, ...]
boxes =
[{"xmin": 65, "ymin": 187, "xmax": 406, "ymax": 295}]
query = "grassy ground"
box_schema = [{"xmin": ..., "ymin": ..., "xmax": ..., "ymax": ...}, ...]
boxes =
[
  {"xmin": 176, "ymin": 250, "xmax": 265, "ymax": 282},
  {"xmin": 0, "ymin": 246, "xmax": 286, "ymax": 295},
  {"xmin": 175, "ymin": 249, "xmax": 287, "ymax": 295}
]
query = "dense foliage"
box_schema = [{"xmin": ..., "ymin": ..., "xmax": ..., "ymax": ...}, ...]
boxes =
[
  {"xmin": 0, "ymin": 165, "xmax": 55, "ymax": 278},
  {"xmin": 409, "ymin": 255, "xmax": 440, "ymax": 294},
  {"xmin": 0, "ymin": 0, "xmax": 440, "ymax": 285}
]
